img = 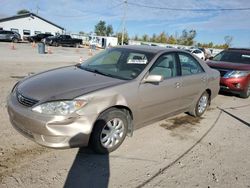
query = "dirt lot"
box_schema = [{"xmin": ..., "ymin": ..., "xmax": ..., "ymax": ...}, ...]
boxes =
[{"xmin": 0, "ymin": 42, "xmax": 249, "ymax": 188}]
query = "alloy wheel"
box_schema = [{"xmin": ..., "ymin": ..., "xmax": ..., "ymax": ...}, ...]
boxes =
[
  {"xmin": 100, "ymin": 118, "xmax": 125, "ymax": 148},
  {"xmin": 198, "ymin": 95, "xmax": 208, "ymax": 114}
]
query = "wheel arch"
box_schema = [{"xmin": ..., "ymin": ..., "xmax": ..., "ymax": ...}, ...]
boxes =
[
  {"xmin": 93, "ymin": 105, "xmax": 134, "ymax": 137},
  {"xmin": 205, "ymin": 88, "xmax": 212, "ymax": 105}
]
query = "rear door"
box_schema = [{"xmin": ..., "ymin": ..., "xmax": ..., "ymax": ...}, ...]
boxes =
[
  {"xmin": 177, "ymin": 52, "xmax": 207, "ymax": 108},
  {"xmin": 138, "ymin": 52, "xmax": 182, "ymax": 125}
]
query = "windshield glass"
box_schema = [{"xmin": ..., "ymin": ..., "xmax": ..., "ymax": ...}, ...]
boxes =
[
  {"xmin": 80, "ymin": 48, "xmax": 155, "ymax": 80},
  {"xmin": 213, "ymin": 50, "xmax": 250, "ymax": 64}
]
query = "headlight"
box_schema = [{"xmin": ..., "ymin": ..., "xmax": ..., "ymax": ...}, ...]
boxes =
[
  {"xmin": 32, "ymin": 100, "xmax": 87, "ymax": 115},
  {"xmin": 223, "ymin": 71, "xmax": 249, "ymax": 78}
]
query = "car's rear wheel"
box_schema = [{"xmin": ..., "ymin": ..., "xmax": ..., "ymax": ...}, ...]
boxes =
[
  {"xmin": 90, "ymin": 108, "xmax": 128, "ymax": 154},
  {"xmin": 240, "ymin": 82, "xmax": 250, "ymax": 99},
  {"xmin": 189, "ymin": 91, "xmax": 209, "ymax": 117}
]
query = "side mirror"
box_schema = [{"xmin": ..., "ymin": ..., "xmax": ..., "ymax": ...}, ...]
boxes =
[
  {"xmin": 208, "ymin": 56, "xmax": 213, "ymax": 60},
  {"xmin": 142, "ymin": 75, "xmax": 164, "ymax": 84}
]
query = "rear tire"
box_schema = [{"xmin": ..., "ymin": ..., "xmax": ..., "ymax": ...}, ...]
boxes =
[
  {"xmin": 189, "ymin": 91, "xmax": 209, "ymax": 117},
  {"xmin": 239, "ymin": 82, "xmax": 250, "ymax": 99},
  {"xmin": 90, "ymin": 108, "xmax": 128, "ymax": 154}
]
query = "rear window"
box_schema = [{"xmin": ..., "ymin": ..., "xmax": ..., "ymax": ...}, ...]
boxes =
[{"xmin": 213, "ymin": 50, "xmax": 250, "ymax": 64}]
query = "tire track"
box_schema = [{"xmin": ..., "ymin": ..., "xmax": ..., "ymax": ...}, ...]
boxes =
[
  {"xmin": 0, "ymin": 146, "xmax": 51, "ymax": 183},
  {"xmin": 135, "ymin": 110, "xmax": 223, "ymax": 188}
]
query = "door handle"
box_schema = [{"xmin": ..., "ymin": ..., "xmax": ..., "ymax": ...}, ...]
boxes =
[{"xmin": 175, "ymin": 82, "xmax": 181, "ymax": 88}]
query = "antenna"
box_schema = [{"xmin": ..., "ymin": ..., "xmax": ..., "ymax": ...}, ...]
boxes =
[
  {"xmin": 36, "ymin": 4, "xmax": 40, "ymax": 15},
  {"xmin": 121, "ymin": 0, "xmax": 127, "ymax": 45}
]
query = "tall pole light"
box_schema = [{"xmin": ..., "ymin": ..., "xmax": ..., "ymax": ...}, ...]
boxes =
[{"xmin": 121, "ymin": 0, "xmax": 127, "ymax": 45}]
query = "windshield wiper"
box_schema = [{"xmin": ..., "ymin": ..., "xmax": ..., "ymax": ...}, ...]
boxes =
[{"xmin": 79, "ymin": 66, "xmax": 130, "ymax": 80}]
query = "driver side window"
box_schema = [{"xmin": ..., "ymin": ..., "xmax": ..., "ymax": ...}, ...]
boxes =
[{"xmin": 149, "ymin": 53, "xmax": 177, "ymax": 79}]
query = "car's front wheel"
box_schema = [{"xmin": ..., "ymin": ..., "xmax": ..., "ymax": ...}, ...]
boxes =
[
  {"xmin": 240, "ymin": 82, "xmax": 250, "ymax": 99},
  {"xmin": 90, "ymin": 108, "xmax": 128, "ymax": 154},
  {"xmin": 12, "ymin": 38, "xmax": 18, "ymax": 43}
]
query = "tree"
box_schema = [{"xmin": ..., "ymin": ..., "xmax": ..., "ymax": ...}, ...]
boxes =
[
  {"xmin": 116, "ymin": 32, "xmax": 129, "ymax": 44},
  {"xmin": 95, "ymin": 20, "xmax": 107, "ymax": 36},
  {"xmin": 224, "ymin": 35, "xmax": 233, "ymax": 47},
  {"xmin": 150, "ymin": 33, "xmax": 157, "ymax": 42},
  {"xmin": 142, "ymin": 34, "xmax": 149, "ymax": 42},
  {"xmin": 156, "ymin": 32, "xmax": 168, "ymax": 43},
  {"xmin": 94, "ymin": 21, "xmax": 114, "ymax": 36},
  {"xmin": 133, "ymin": 34, "xmax": 139, "ymax": 41},
  {"xmin": 17, "ymin": 9, "xmax": 30, "ymax": 15},
  {"xmin": 106, "ymin": 25, "xmax": 113, "ymax": 36},
  {"xmin": 178, "ymin": 29, "xmax": 196, "ymax": 45},
  {"xmin": 168, "ymin": 35, "xmax": 176, "ymax": 44}
]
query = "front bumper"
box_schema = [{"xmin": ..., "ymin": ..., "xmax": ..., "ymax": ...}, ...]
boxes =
[
  {"xmin": 220, "ymin": 76, "xmax": 249, "ymax": 94},
  {"xmin": 7, "ymin": 93, "xmax": 95, "ymax": 148}
]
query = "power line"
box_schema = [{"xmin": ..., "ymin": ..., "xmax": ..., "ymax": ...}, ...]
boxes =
[
  {"xmin": 127, "ymin": 2, "xmax": 250, "ymax": 12},
  {"xmin": 51, "ymin": 2, "xmax": 123, "ymax": 18}
]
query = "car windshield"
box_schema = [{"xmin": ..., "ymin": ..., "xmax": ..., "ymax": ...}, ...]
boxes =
[
  {"xmin": 213, "ymin": 51, "xmax": 250, "ymax": 64},
  {"xmin": 79, "ymin": 48, "xmax": 155, "ymax": 80}
]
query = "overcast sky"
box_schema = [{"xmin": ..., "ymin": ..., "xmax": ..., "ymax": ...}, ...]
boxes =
[{"xmin": 0, "ymin": 0, "xmax": 250, "ymax": 47}]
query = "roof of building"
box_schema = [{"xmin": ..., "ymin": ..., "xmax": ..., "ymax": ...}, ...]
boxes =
[{"xmin": 0, "ymin": 13, "xmax": 64, "ymax": 30}]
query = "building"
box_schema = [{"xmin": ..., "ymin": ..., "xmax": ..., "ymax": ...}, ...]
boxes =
[{"xmin": 0, "ymin": 13, "xmax": 64, "ymax": 40}]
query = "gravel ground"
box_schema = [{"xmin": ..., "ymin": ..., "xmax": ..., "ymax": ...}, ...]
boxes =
[{"xmin": 0, "ymin": 42, "xmax": 249, "ymax": 188}]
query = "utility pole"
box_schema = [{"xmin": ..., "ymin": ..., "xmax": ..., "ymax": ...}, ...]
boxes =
[{"xmin": 121, "ymin": 0, "xmax": 127, "ymax": 45}]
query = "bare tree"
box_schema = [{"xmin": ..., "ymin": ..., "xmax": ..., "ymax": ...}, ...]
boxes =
[{"xmin": 224, "ymin": 35, "xmax": 233, "ymax": 47}]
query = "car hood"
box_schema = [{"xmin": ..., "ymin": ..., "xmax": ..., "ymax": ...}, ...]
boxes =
[
  {"xmin": 17, "ymin": 66, "xmax": 126, "ymax": 102},
  {"xmin": 207, "ymin": 60, "xmax": 250, "ymax": 71}
]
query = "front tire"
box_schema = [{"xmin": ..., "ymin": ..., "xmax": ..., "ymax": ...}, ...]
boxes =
[
  {"xmin": 239, "ymin": 82, "xmax": 250, "ymax": 99},
  {"xmin": 12, "ymin": 38, "xmax": 18, "ymax": 43},
  {"xmin": 90, "ymin": 108, "xmax": 128, "ymax": 154}
]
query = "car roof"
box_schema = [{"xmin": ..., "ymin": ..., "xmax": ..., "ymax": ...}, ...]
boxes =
[
  {"xmin": 227, "ymin": 48, "xmax": 250, "ymax": 54},
  {"xmin": 114, "ymin": 45, "xmax": 185, "ymax": 54}
]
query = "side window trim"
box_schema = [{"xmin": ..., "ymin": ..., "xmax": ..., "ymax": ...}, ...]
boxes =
[
  {"xmin": 178, "ymin": 52, "xmax": 205, "ymax": 76},
  {"xmin": 149, "ymin": 52, "xmax": 179, "ymax": 80}
]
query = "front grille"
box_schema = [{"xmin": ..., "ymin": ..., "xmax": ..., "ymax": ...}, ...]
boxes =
[{"xmin": 16, "ymin": 91, "xmax": 38, "ymax": 107}]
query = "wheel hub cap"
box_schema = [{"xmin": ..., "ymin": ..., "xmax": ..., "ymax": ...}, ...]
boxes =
[
  {"xmin": 100, "ymin": 118, "xmax": 125, "ymax": 148},
  {"xmin": 198, "ymin": 95, "xmax": 208, "ymax": 114}
]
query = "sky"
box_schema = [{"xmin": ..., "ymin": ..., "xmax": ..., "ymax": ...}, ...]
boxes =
[{"xmin": 0, "ymin": 0, "xmax": 250, "ymax": 47}]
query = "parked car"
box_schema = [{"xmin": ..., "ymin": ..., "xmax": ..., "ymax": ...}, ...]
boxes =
[
  {"xmin": 198, "ymin": 47, "xmax": 212, "ymax": 60},
  {"xmin": 7, "ymin": 45, "xmax": 220, "ymax": 154},
  {"xmin": 189, "ymin": 49, "xmax": 205, "ymax": 60},
  {"xmin": 0, "ymin": 30, "xmax": 21, "ymax": 42},
  {"xmin": 44, "ymin": 35, "xmax": 82, "ymax": 47},
  {"xmin": 207, "ymin": 48, "xmax": 250, "ymax": 98},
  {"xmin": 27, "ymin": 33, "xmax": 53, "ymax": 42}
]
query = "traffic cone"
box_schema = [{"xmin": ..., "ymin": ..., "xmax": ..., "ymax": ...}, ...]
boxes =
[
  {"xmin": 32, "ymin": 42, "xmax": 36, "ymax": 48},
  {"xmin": 47, "ymin": 47, "xmax": 52, "ymax": 54},
  {"xmin": 10, "ymin": 42, "xmax": 16, "ymax": 50},
  {"xmin": 79, "ymin": 56, "xmax": 83, "ymax": 63},
  {"xmin": 88, "ymin": 48, "xmax": 93, "ymax": 56}
]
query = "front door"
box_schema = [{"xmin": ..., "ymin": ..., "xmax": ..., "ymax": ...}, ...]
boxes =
[{"xmin": 138, "ymin": 53, "xmax": 182, "ymax": 125}]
